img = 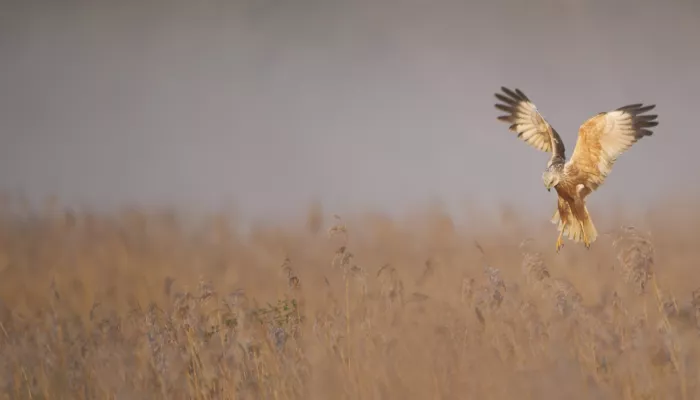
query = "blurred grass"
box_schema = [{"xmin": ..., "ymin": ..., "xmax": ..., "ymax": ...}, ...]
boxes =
[{"xmin": 1, "ymin": 197, "xmax": 700, "ymax": 399}]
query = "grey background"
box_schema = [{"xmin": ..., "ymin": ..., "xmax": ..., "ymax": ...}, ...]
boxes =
[{"xmin": 1, "ymin": 0, "xmax": 698, "ymax": 220}]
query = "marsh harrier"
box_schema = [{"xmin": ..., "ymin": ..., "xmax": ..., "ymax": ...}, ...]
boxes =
[{"xmin": 494, "ymin": 87, "xmax": 658, "ymax": 252}]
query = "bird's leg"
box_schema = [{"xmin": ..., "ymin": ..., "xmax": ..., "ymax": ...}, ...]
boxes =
[
  {"xmin": 555, "ymin": 223, "xmax": 565, "ymax": 253},
  {"xmin": 579, "ymin": 220, "xmax": 590, "ymax": 249}
]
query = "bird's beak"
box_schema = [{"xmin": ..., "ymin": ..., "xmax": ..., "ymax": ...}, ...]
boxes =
[{"xmin": 547, "ymin": 188, "xmax": 551, "ymax": 192}]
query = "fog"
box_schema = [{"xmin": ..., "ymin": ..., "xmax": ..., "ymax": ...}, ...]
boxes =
[{"xmin": 1, "ymin": 0, "xmax": 699, "ymax": 219}]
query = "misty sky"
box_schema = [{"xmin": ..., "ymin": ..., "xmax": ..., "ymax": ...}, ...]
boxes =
[{"xmin": 1, "ymin": 0, "xmax": 699, "ymax": 220}]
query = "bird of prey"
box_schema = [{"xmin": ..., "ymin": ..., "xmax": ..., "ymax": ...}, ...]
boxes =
[{"xmin": 494, "ymin": 87, "xmax": 658, "ymax": 252}]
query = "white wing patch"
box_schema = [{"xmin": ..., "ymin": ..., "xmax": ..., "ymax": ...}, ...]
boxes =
[
  {"xmin": 597, "ymin": 111, "xmax": 643, "ymax": 178},
  {"xmin": 515, "ymin": 103, "xmax": 550, "ymax": 149},
  {"xmin": 576, "ymin": 184, "xmax": 586, "ymax": 195}
]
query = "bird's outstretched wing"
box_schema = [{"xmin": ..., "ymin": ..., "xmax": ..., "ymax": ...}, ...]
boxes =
[
  {"xmin": 566, "ymin": 103, "xmax": 658, "ymax": 191},
  {"xmin": 494, "ymin": 87, "xmax": 566, "ymax": 163}
]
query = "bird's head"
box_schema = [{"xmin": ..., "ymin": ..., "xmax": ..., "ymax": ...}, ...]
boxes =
[{"xmin": 542, "ymin": 169, "xmax": 560, "ymax": 192}]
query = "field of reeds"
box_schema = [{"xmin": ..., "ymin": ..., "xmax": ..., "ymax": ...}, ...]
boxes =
[{"xmin": 1, "ymin": 197, "xmax": 700, "ymax": 400}]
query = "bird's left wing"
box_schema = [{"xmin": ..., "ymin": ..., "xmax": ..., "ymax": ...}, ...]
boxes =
[
  {"xmin": 566, "ymin": 103, "xmax": 658, "ymax": 191},
  {"xmin": 494, "ymin": 87, "xmax": 566, "ymax": 162}
]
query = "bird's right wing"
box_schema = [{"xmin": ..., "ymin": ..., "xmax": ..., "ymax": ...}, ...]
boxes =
[{"xmin": 494, "ymin": 87, "xmax": 566, "ymax": 162}]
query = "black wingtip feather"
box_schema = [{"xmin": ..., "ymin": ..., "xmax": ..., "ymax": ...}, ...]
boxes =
[
  {"xmin": 495, "ymin": 87, "xmax": 532, "ymax": 122},
  {"xmin": 514, "ymin": 89, "xmax": 529, "ymax": 101},
  {"xmin": 500, "ymin": 87, "xmax": 523, "ymax": 101},
  {"xmin": 617, "ymin": 103, "xmax": 643, "ymax": 111},
  {"xmin": 637, "ymin": 115, "xmax": 657, "ymax": 121},
  {"xmin": 618, "ymin": 103, "xmax": 656, "ymax": 115},
  {"xmin": 635, "ymin": 104, "xmax": 656, "ymax": 114},
  {"xmin": 618, "ymin": 103, "xmax": 660, "ymax": 136},
  {"xmin": 495, "ymin": 104, "xmax": 514, "ymax": 113},
  {"xmin": 494, "ymin": 93, "xmax": 517, "ymax": 105}
]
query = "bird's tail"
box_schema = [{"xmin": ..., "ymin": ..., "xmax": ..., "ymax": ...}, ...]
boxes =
[{"xmin": 551, "ymin": 204, "xmax": 598, "ymax": 244}]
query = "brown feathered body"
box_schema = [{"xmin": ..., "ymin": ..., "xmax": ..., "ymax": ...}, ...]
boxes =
[
  {"xmin": 494, "ymin": 87, "xmax": 658, "ymax": 249},
  {"xmin": 550, "ymin": 166, "xmax": 597, "ymax": 245}
]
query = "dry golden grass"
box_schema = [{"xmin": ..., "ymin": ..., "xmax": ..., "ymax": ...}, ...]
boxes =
[{"xmin": 1, "ymin": 197, "xmax": 700, "ymax": 399}]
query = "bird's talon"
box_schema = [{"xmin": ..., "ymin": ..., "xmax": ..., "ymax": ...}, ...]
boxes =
[{"xmin": 555, "ymin": 238, "xmax": 564, "ymax": 253}]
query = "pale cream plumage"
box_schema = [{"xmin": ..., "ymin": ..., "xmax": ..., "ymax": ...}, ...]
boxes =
[{"xmin": 494, "ymin": 87, "xmax": 658, "ymax": 252}]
